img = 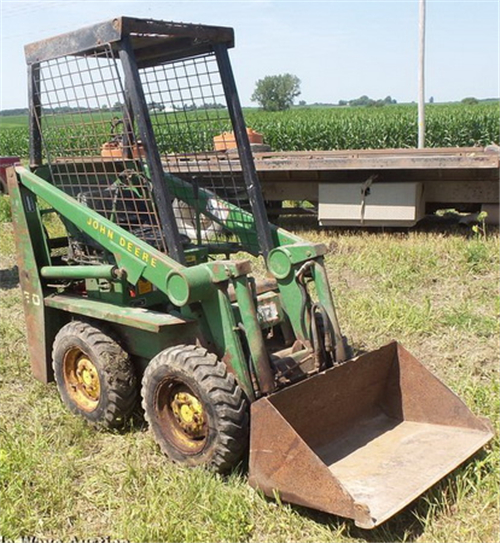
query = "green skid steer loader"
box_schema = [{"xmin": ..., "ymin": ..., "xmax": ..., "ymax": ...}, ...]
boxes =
[{"xmin": 8, "ymin": 17, "xmax": 492, "ymax": 529}]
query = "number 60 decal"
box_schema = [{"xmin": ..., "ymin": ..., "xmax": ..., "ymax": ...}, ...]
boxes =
[{"xmin": 23, "ymin": 291, "xmax": 41, "ymax": 306}]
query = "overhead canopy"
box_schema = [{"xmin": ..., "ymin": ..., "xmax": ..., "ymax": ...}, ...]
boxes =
[{"xmin": 25, "ymin": 16, "xmax": 234, "ymax": 67}]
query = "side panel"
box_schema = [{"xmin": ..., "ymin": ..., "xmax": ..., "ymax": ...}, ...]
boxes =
[{"xmin": 7, "ymin": 167, "xmax": 60, "ymax": 383}]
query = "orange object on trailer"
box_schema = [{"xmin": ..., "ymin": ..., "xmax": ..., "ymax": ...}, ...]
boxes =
[{"xmin": 214, "ymin": 128, "xmax": 263, "ymax": 151}]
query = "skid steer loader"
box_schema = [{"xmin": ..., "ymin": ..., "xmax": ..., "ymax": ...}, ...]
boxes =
[{"xmin": 8, "ymin": 17, "xmax": 492, "ymax": 529}]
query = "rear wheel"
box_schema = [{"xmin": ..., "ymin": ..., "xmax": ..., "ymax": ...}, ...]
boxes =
[
  {"xmin": 141, "ymin": 345, "xmax": 249, "ymax": 473},
  {"xmin": 52, "ymin": 320, "xmax": 137, "ymax": 427}
]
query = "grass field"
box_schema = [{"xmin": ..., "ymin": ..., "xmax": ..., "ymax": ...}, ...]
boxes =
[{"xmin": 0, "ymin": 202, "xmax": 498, "ymax": 543}]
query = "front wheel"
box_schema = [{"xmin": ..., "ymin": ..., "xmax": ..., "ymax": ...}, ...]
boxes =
[{"xmin": 141, "ymin": 345, "xmax": 249, "ymax": 473}]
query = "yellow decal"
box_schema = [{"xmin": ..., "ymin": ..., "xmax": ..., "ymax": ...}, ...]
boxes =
[
  {"xmin": 86, "ymin": 217, "xmax": 158, "ymax": 268},
  {"xmin": 137, "ymin": 279, "xmax": 153, "ymax": 295}
]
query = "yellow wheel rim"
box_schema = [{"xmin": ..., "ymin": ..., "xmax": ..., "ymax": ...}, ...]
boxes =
[
  {"xmin": 156, "ymin": 381, "xmax": 208, "ymax": 454},
  {"xmin": 171, "ymin": 391, "xmax": 205, "ymax": 438},
  {"xmin": 63, "ymin": 348, "xmax": 101, "ymax": 412}
]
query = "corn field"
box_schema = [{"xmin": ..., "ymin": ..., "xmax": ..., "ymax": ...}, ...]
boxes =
[
  {"xmin": 244, "ymin": 103, "xmax": 500, "ymax": 151},
  {"xmin": 0, "ymin": 103, "xmax": 498, "ymax": 158}
]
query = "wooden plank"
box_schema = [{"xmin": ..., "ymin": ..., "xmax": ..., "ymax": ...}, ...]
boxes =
[{"xmin": 162, "ymin": 147, "xmax": 500, "ymax": 175}]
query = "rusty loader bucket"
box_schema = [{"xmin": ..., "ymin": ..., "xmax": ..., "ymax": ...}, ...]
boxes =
[{"xmin": 249, "ymin": 342, "xmax": 493, "ymax": 529}]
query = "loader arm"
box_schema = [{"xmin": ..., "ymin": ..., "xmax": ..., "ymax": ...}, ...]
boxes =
[{"xmin": 162, "ymin": 170, "xmax": 303, "ymax": 254}]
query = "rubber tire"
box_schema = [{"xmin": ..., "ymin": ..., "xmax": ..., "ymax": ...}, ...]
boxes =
[
  {"xmin": 52, "ymin": 320, "xmax": 137, "ymax": 428},
  {"xmin": 141, "ymin": 345, "xmax": 249, "ymax": 474}
]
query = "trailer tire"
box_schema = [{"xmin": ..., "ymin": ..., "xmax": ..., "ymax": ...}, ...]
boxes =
[
  {"xmin": 141, "ymin": 345, "xmax": 249, "ymax": 474},
  {"xmin": 52, "ymin": 320, "xmax": 137, "ymax": 428}
]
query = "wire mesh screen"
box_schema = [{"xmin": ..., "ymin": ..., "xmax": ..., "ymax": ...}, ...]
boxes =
[
  {"xmin": 36, "ymin": 45, "xmax": 168, "ymax": 258},
  {"xmin": 140, "ymin": 53, "xmax": 257, "ymax": 252}
]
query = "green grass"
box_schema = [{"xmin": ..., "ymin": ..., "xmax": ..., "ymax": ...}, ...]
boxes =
[
  {"xmin": 0, "ymin": 216, "xmax": 499, "ymax": 542},
  {"xmin": 0, "ymin": 195, "xmax": 12, "ymax": 223},
  {"xmin": 0, "ymin": 115, "xmax": 29, "ymax": 128}
]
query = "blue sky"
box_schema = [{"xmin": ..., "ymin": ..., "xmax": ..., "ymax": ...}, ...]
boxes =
[{"xmin": 0, "ymin": 0, "xmax": 498, "ymax": 109}]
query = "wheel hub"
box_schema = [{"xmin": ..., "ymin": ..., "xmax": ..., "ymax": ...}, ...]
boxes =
[
  {"xmin": 63, "ymin": 349, "xmax": 101, "ymax": 412},
  {"xmin": 171, "ymin": 391, "xmax": 205, "ymax": 438},
  {"xmin": 75, "ymin": 357, "xmax": 100, "ymax": 401}
]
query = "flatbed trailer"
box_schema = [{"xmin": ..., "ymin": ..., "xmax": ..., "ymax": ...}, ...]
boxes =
[
  {"xmin": 165, "ymin": 146, "xmax": 499, "ymax": 226},
  {"xmin": 3, "ymin": 147, "xmax": 498, "ymax": 226}
]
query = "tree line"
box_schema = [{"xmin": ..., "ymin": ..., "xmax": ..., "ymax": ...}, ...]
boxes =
[{"xmin": 249, "ymin": 74, "xmax": 490, "ymax": 111}]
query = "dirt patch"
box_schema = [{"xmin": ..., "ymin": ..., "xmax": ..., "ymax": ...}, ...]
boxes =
[{"xmin": 0, "ymin": 264, "xmax": 19, "ymax": 290}]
